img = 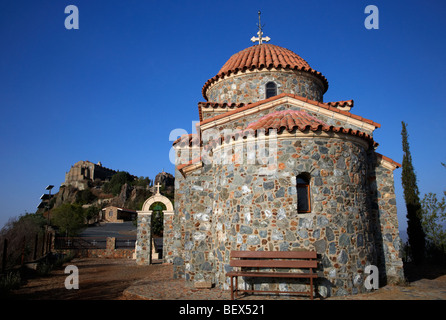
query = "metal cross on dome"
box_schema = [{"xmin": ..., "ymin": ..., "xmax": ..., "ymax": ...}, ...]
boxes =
[{"xmin": 251, "ymin": 11, "xmax": 270, "ymax": 44}]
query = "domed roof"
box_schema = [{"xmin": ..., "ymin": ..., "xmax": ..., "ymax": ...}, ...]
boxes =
[{"xmin": 202, "ymin": 43, "xmax": 328, "ymax": 100}]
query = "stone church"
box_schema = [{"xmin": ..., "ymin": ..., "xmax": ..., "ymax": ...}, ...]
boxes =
[{"xmin": 138, "ymin": 31, "xmax": 404, "ymax": 297}]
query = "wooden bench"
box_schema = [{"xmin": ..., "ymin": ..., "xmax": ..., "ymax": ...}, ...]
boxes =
[{"xmin": 226, "ymin": 250, "xmax": 318, "ymax": 300}]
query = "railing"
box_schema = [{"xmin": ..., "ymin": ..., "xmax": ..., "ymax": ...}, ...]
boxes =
[
  {"xmin": 115, "ymin": 238, "xmax": 136, "ymax": 249},
  {"xmin": 54, "ymin": 237, "xmax": 135, "ymax": 250}
]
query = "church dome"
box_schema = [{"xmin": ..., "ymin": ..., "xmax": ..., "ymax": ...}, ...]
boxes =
[
  {"xmin": 202, "ymin": 44, "xmax": 329, "ymax": 103},
  {"xmin": 219, "ymin": 44, "xmax": 316, "ymax": 77}
]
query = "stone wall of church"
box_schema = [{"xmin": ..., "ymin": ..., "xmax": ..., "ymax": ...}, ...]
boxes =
[
  {"xmin": 208, "ymin": 135, "xmax": 377, "ymax": 297},
  {"xmin": 173, "ymin": 166, "xmax": 216, "ymax": 286},
  {"xmin": 172, "ymin": 133, "xmax": 403, "ymax": 296},
  {"xmin": 205, "ymin": 70, "xmax": 325, "ymax": 104},
  {"xmin": 367, "ymin": 153, "xmax": 405, "ymax": 285}
]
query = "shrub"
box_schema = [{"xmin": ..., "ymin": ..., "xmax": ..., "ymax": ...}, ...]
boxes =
[{"xmin": 0, "ymin": 270, "xmax": 21, "ymax": 295}]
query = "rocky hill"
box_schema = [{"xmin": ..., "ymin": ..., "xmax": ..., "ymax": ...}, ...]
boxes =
[{"xmin": 39, "ymin": 163, "xmax": 175, "ymax": 219}]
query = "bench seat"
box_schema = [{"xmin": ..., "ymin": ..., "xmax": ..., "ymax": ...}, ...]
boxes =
[
  {"xmin": 226, "ymin": 271, "xmax": 318, "ymax": 279},
  {"xmin": 226, "ymin": 250, "xmax": 318, "ymax": 300}
]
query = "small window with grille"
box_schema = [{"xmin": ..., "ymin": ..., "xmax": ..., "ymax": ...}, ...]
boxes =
[{"xmin": 265, "ymin": 82, "xmax": 277, "ymax": 99}]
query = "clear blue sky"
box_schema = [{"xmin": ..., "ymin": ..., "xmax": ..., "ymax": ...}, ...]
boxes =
[{"xmin": 1, "ymin": 0, "xmax": 445, "ymax": 241}]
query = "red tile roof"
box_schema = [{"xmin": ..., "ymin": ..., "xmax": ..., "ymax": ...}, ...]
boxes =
[
  {"xmin": 199, "ymin": 93, "xmax": 381, "ymax": 129},
  {"xmin": 172, "ymin": 133, "xmax": 201, "ymax": 147},
  {"xmin": 177, "ymin": 156, "xmax": 202, "ymax": 171},
  {"xmin": 245, "ymin": 109, "xmax": 375, "ymax": 144},
  {"xmin": 246, "ymin": 110, "xmax": 327, "ymax": 131},
  {"xmin": 375, "ymin": 152, "xmax": 402, "ymax": 168},
  {"xmin": 202, "ymin": 44, "xmax": 329, "ymax": 100},
  {"xmin": 327, "ymin": 100, "xmax": 354, "ymax": 109},
  {"xmin": 198, "ymin": 101, "xmax": 245, "ymax": 122}
]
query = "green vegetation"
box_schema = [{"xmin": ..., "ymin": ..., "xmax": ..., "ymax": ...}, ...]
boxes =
[
  {"xmin": 51, "ymin": 203, "xmax": 86, "ymax": 236},
  {"xmin": 0, "ymin": 212, "xmax": 47, "ymax": 270},
  {"xmin": 75, "ymin": 188, "xmax": 97, "ymax": 205},
  {"xmin": 103, "ymin": 171, "xmax": 135, "ymax": 196},
  {"xmin": 84, "ymin": 205, "xmax": 100, "ymax": 223},
  {"xmin": 133, "ymin": 176, "xmax": 151, "ymax": 188},
  {"xmin": 150, "ymin": 202, "xmax": 166, "ymax": 236},
  {"xmin": 420, "ymin": 163, "xmax": 446, "ymax": 263},
  {"xmin": 36, "ymin": 252, "xmax": 76, "ymax": 277},
  {"xmin": 0, "ymin": 270, "xmax": 21, "ymax": 296},
  {"xmin": 401, "ymin": 121, "xmax": 426, "ymax": 264},
  {"xmin": 125, "ymin": 189, "xmax": 152, "ymax": 211}
]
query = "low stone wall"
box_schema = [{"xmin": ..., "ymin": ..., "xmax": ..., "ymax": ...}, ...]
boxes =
[{"xmin": 57, "ymin": 248, "xmax": 134, "ymax": 259}]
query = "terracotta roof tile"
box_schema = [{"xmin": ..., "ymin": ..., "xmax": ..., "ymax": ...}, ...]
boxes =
[
  {"xmin": 327, "ymin": 100, "xmax": 354, "ymax": 109},
  {"xmin": 198, "ymin": 102, "xmax": 246, "ymax": 122},
  {"xmin": 375, "ymin": 152, "xmax": 402, "ymax": 168},
  {"xmin": 172, "ymin": 133, "xmax": 201, "ymax": 147},
  {"xmin": 245, "ymin": 109, "xmax": 375, "ymax": 145},
  {"xmin": 202, "ymin": 44, "xmax": 328, "ymax": 100},
  {"xmin": 200, "ymin": 109, "xmax": 376, "ymax": 152},
  {"xmin": 177, "ymin": 156, "xmax": 202, "ymax": 171},
  {"xmin": 199, "ymin": 93, "xmax": 381, "ymax": 129}
]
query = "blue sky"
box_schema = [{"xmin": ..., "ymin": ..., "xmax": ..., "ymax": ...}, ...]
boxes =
[{"xmin": 0, "ymin": 0, "xmax": 445, "ymax": 240}]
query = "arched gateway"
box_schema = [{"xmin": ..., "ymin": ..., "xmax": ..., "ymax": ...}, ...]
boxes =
[{"xmin": 136, "ymin": 183, "xmax": 174, "ymax": 265}]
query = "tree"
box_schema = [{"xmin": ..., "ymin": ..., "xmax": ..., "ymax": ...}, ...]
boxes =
[
  {"xmin": 103, "ymin": 171, "xmax": 134, "ymax": 196},
  {"xmin": 421, "ymin": 191, "xmax": 446, "ymax": 254},
  {"xmin": 401, "ymin": 121, "xmax": 426, "ymax": 264},
  {"xmin": 0, "ymin": 213, "xmax": 46, "ymax": 268},
  {"xmin": 421, "ymin": 162, "xmax": 446, "ymax": 262},
  {"xmin": 84, "ymin": 205, "xmax": 99, "ymax": 224},
  {"xmin": 51, "ymin": 203, "xmax": 85, "ymax": 236},
  {"xmin": 75, "ymin": 188, "xmax": 97, "ymax": 205}
]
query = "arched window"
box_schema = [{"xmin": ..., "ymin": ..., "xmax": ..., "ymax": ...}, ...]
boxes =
[
  {"xmin": 296, "ymin": 174, "xmax": 311, "ymax": 213},
  {"xmin": 265, "ymin": 82, "xmax": 277, "ymax": 99}
]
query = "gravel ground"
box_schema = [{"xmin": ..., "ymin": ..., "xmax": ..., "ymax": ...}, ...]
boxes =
[
  {"xmin": 5, "ymin": 257, "xmax": 446, "ymax": 300},
  {"xmin": 6, "ymin": 258, "xmax": 155, "ymax": 300}
]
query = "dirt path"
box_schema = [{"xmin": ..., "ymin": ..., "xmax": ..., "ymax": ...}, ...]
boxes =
[
  {"xmin": 6, "ymin": 257, "xmax": 446, "ymax": 300},
  {"xmin": 7, "ymin": 258, "xmax": 156, "ymax": 300}
]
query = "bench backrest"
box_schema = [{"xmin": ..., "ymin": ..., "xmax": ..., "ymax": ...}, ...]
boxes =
[{"xmin": 230, "ymin": 250, "xmax": 317, "ymax": 269}]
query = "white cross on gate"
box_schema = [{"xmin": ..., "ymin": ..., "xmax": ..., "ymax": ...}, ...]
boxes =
[{"xmin": 155, "ymin": 183, "xmax": 161, "ymax": 194}]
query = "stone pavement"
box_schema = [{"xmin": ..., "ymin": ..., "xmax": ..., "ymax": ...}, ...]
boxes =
[{"xmin": 123, "ymin": 263, "xmax": 446, "ymax": 300}]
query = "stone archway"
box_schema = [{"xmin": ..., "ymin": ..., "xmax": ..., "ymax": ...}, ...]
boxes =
[{"xmin": 136, "ymin": 184, "xmax": 174, "ymax": 265}]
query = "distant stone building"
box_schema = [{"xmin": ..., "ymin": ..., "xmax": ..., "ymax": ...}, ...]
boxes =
[
  {"xmin": 62, "ymin": 160, "xmax": 117, "ymax": 189},
  {"xmin": 101, "ymin": 206, "xmax": 137, "ymax": 223}
]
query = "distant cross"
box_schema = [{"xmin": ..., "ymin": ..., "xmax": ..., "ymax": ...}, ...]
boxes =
[
  {"xmin": 155, "ymin": 183, "xmax": 161, "ymax": 194},
  {"xmin": 251, "ymin": 11, "xmax": 270, "ymax": 44}
]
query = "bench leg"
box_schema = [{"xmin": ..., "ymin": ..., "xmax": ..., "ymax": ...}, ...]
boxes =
[
  {"xmin": 235, "ymin": 276, "xmax": 238, "ymax": 298},
  {"xmin": 310, "ymin": 277, "xmax": 314, "ymax": 300},
  {"xmin": 230, "ymin": 276, "xmax": 234, "ymax": 300}
]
